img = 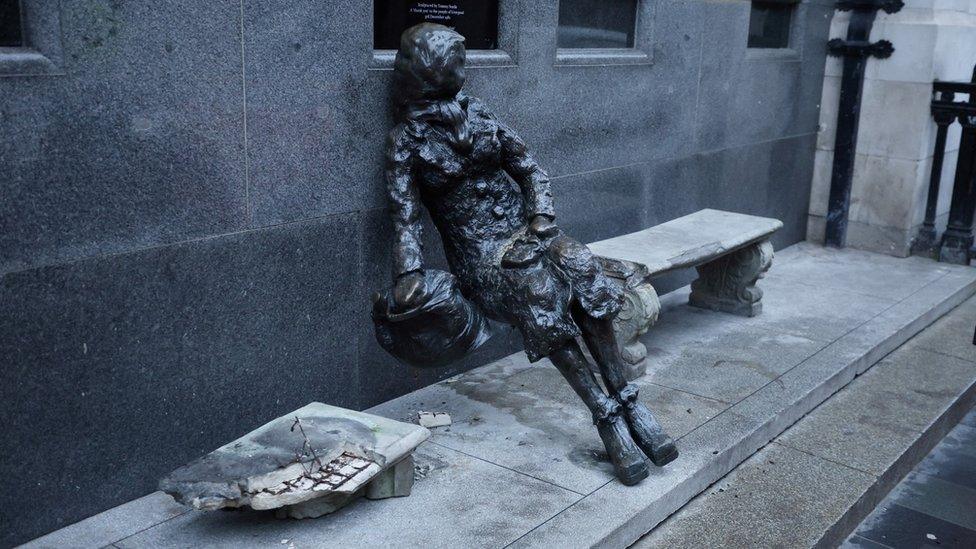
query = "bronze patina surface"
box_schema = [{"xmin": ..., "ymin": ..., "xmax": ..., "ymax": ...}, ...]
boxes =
[{"xmin": 377, "ymin": 23, "xmax": 678, "ymax": 484}]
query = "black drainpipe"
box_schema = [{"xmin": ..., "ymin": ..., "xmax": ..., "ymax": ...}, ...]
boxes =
[{"xmin": 823, "ymin": 0, "xmax": 903, "ymax": 247}]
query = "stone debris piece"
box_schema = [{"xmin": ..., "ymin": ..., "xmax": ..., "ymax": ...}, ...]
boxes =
[
  {"xmin": 417, "ymin": 411, "xmax": 452, "ymax": 428},
  {"xmin": 365, "ymin": 455, "xmax": 415, "ymax": 500},
  {"xmin": 160, "ymin": 402, "xmax": 429, "ymax": 519}
]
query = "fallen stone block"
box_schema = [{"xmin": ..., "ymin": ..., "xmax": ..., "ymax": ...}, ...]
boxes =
[
  {"xmin": 159, "ymin": 402, "xmax": 429, "ymax": 519},
  {"xmin": 417, "ymin": 411, "xmax": 451, "ymax": 428}
]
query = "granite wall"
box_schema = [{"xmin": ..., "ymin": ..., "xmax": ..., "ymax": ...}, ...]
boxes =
[{"xmin": 0, "ymin": 0, "xmax": 831, "ymax": 545}]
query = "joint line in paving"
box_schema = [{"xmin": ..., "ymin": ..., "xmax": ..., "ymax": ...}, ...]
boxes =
[
  {"xmin": 427, "ymin": 441, "xmax": 589, "ymax": 497},
  {"xmin": 109, "ymin": 507, "xmax": 192, "ymax": 547}
]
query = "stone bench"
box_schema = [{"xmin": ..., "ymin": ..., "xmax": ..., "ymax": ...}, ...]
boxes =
[{"xmin": 588, "ymin": 208, "xmax": 783, "ymax": 379}]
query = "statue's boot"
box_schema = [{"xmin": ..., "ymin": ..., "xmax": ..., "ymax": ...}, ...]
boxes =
[
  {"xmin": 572, "ymin": 309, "xmax": 679, "ymax": 467},
  {"xmin": 617, "ymin": 385, "xmax": 678, "ymax": 467},
  {"xmin": 595, "ymin": 404, "xmax": 649, "ymax": 486},
  {"xmin": 576, "ymin": 312, "xmax": 678, "ymax": 467},
  {"xmin": 548, "ymin": 341, "xmax": 648, "ymax": 485}
]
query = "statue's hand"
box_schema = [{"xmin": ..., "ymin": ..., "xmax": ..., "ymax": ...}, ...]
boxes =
[
  {"xmin": 529, "ymin": 215, "xmax": 559, "ymax": 239},
  {"xmin": 393, "ymin": 271, "xmax": 427, "ymax": 311}
]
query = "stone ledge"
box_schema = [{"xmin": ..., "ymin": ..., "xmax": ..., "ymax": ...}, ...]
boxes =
[{"xmin": 634, "ymin": 304, "xmax": 976, "ymax": 548}]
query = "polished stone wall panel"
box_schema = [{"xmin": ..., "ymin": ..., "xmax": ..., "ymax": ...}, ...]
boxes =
[
  {"xmin": 241, "ymin": 0, "xmax": 376, "ymax": 225},
  {"xmin": 552, "ymin": 164, "xmax": 650, "ymax": 245},
  {"xmin": 695, "ymin": 1, "xmax": 823, "ymax": 152},
  {"xmin": 0, "ymin": 0, "xmax": 247, "ymax": 274},
  {"xmin": 0, "ymin": 215, "xmax": 361, "ymax": 546}
]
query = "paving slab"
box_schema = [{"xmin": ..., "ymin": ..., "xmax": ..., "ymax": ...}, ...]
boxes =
[
  {"xmin": 890, "ymin": 472, "xmax": 976, "ymax": 532},
  {"xmin": 777, "ymin": 347, "xmax": 976, "ymax": 476},
  {"xmin": 846, "ymin": 268, "xmax": 976, "ymax": 372},
  {"xmin": 644, "ymin": 316, "xmax": 829, "ymax": 403},
  {"xmin": 635, "ymin": 443, "xmax": 876, "ymax": 548},
  {"xmin": 507, "ymin": 410, "xmax": 772, "ymax": 549},
  {"xmin": 653, "ymin": 277, "xmax": 896, "ymax": 344},
  {"xmin": 767, "ymin": 242, "xmax": 958, "ymax": 301},
  {"xmin": 907, "ymin": 295, "xmax": 976, "ymax": 364},
  {"xmin": 843, "ymin": 407, "xmax": 976, "ymax": 548},
  {"xmin": 914, "ymin": 423, "xmax": 976, "ymax": 491},
  {"xmin": 21, "ymin": 492, "xmax": 188, "ymax": 549},
  {"xmin": 371, "ymin": 350, "xmax": 729, "ymax": 495},
  {"xmin": 26, "ymin": 245, "xmax": 976, "ymax": 549},
  {"xmin": 636, "ymin": 297, "xmax": 976, "ymax": 549},
  {"xmin": 740, "ymin": 276, "xmax": 897, "ymax": 342},
  {"xmin": 726, "ymin": 266, "xmax": 976, "ymax": 438},
  {"xmin": 848, "ymin": 502, "xmax": 976, "ymax": 549}
]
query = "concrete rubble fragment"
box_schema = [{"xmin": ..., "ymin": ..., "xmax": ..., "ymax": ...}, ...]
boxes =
[
  {"xmin": 159, "ymin": 402, "xmax": 429, "ymax": 519},
  {"xmin": 417, "ymin": 411, "xmax": 452, "ymax": 428}
]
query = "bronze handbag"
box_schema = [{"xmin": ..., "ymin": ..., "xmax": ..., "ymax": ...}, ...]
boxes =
[{"xmin": 372, "ymin": 269, "xmax": 492, "ymax": 368}]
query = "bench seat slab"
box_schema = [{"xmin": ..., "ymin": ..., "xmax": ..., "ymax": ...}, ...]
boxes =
[{"xmin": 588, "ymin": 209, "xmax": 783, "ymax": 278}]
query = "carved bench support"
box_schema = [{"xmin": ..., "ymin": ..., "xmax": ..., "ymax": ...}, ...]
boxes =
[
  {"xmin": 590, "ymin": 211, "xmax": 782, "ymax": 377},
  {"xmin": 614, "ymin": 280, "xmax": 660, "ymax": 380},
  {"xmin": 688, "ymin": 240, "xmax": 774, "ymax": 317},
  {"xmin": 598, "ymin": 257, "xmax": 660, "ymax": 381}
]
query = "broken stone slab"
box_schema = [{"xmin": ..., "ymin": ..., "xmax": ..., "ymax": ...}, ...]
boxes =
[{"xmin": 159, "ymin": 402, "xmax": 429, "ymax": 519}]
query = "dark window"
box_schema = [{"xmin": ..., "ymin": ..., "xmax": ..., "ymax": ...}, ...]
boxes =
[
  {"xmin": 748, "ymin": 1, "xmax": 794, "ymax": 49},
  {"xmin": 558, "ymin": 0, "xmax": 638, "ymax": 49},
  {"xmin": 373, "ymin": 0, "xmax": 499, "ymax": 50},
  {"xmin": 0, "ymin": 0, "xmax": 23, "ymax": 47}
]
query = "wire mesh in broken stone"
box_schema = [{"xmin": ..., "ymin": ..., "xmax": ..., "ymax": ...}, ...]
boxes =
[{"xmin": 255, "ymin": 452, "xmax": 374, "ymax": 497}]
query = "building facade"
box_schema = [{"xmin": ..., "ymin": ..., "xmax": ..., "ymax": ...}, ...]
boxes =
[
  {"xmin": 807, "ymin": 0, "xmax": 976, "ymax": 257},
  {"xmin": 0, "ymin": 0, "xmax": 831, "ymax": 544}
]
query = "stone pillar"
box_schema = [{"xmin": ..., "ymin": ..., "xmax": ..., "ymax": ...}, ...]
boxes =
[
  {"xmin": 808, "ymin": 1, "xmax": 976, "ymax": 257},
  {"xmin": 365, "ymin": 455, "xmax": 415, "ymax": 500}
]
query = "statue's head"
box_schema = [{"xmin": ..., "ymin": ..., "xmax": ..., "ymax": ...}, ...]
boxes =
[{"xmin": 394, "ymin": 23, "xmax": 466, "ymax": 105}]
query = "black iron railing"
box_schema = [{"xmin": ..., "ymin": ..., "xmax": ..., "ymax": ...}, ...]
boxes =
[{"xmin": 914, "ymin": 66, "xmax": 976, "ymax": 265}]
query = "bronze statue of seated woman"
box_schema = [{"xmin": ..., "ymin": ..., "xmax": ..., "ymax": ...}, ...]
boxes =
[{"xmin": 379, "ymin": 23, "xmax": 677, "ymax": 485}]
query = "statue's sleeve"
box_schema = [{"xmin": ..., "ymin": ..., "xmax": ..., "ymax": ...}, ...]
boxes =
[
  {"xmin": 386, "ymin": 127, "xmax": 424, "ymax": 277},
  {"xmin": 498, "ymin": 122, "xmax": 556, "ymax": 220}
]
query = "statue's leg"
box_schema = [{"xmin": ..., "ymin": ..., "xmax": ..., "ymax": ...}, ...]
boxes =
[
  {"xmin": 548, "ymin": 341, "xmax": 649, "ymax": 485},
  {"xmin": 574, "ymin": 309, "xmax": 678, "ymax": 466}
]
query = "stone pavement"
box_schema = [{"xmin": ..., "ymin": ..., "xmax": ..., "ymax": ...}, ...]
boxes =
[
  {"xmin": 635, "ymin": 295, "xmax": 976, "ymax": 548},
  {"xmin": 844, "ymin": 411, "xmax": 976, "ymax": 548},
  {"xmin": 23, "ymin": 243, "xmax": 976, "ymax": 548}
]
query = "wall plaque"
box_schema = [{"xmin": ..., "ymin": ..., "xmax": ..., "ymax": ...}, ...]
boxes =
[{"xmin": 374, "ymin": 0, "xmax": 499, "ymax": 50}]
